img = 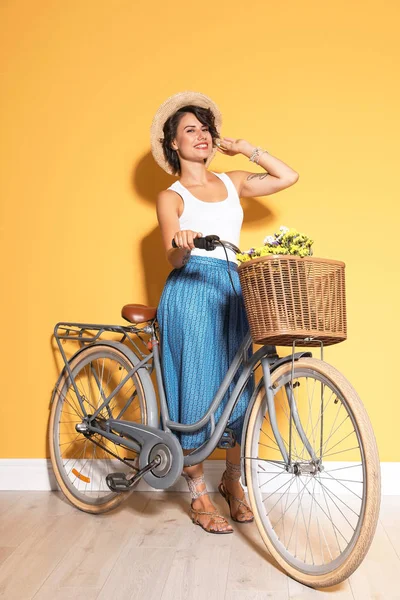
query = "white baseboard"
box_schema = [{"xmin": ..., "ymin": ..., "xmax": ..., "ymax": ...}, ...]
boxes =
[{"xmin": 0, "ymin": 459, "xmax": 399, "ymax": 494}]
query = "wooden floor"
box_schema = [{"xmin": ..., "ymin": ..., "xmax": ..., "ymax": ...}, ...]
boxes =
[{"xmin": 0, "ymin": 491, "xmax": 399, "ymax": 599}]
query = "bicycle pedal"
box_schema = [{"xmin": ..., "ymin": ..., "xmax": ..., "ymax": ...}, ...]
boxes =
[
  {"xmin": 105, "ymin": 472, "xmax": 132, "ymax": 492},
  {"xmin": 217, "ymin": 427, "xmax": 236, "ymax": 449}
]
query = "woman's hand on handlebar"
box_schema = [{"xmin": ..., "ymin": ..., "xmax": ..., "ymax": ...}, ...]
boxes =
[{"xmin": 173, "ymin": 230, "xmax": 203, "ymax": 250}]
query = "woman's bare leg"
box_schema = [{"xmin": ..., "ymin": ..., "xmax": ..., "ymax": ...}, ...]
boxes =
[
  {"xmin": 226, "ymin": 441, "xmax": 241, "ymax": 465},
  {"xmin": 224, "ymin": 443, "xmax": 254, "ymax": 521},
  {"xmin": 182, "ymin": 449, "xmax": 233, "ymax": 532}
]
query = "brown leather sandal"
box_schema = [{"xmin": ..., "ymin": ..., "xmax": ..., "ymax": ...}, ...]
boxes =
[
  {"xmin": 189, "ymin": 503, "xmax": 234, "ymax": 534},
  {"xmin": 182, "ymin": 470, "xmax": 234, "ymax": 534},
  {"xmin": 218, "ymin": 465, "xmax": 255, "ymax": 524}
]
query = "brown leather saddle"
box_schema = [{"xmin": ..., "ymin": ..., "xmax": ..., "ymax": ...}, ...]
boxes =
[{"xmin": 121, "ymin": 303, "xmax": 157, "ymax": 324}]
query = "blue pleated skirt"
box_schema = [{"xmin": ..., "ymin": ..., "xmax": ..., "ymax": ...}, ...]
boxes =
[{"xmin": 157, "ymin": 255, "xmax": 255, "ymax": 449}]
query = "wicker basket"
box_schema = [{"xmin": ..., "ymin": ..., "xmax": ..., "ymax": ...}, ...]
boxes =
[{"xmin": 238, "ymin": 255, "xmax": 347, "ymax": 346}]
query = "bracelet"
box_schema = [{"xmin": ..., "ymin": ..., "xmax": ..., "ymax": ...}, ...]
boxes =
[
  {"xmin": 249, "ymin": 146, "xmax": 269, "ymax": 164},
  {"xmin": 255, "ymin": 149, "xmax": 269, "ymax": 165},
  {"xmin": 249, "ymin": 146, "xmax": 261, "ymax": 162}
]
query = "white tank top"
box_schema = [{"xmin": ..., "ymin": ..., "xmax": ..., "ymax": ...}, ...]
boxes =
[{"xmin": 167, "ymin": 171, "xmax": 243, "ymax": 263}]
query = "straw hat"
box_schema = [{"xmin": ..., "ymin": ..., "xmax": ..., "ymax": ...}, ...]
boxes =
[{"xmin": 150, "ymin": 90, "xmax": 222, "ymax": 175}]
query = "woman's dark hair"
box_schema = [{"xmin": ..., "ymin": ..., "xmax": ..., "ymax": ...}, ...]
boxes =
[{"xmin": 159, "ymin": 105, "xmax": 220, "ymax": 176}]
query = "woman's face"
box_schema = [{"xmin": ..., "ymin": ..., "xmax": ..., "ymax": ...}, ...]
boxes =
[{"xmin": 171, "ymin": 112, "xmax": 213, "ymax": 164}]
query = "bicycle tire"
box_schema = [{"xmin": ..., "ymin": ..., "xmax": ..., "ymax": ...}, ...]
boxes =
[
  {"xmin": 49, "ymin": 344, "xmax": 148, "ymax": 514},
  {"xmin": 244, "ymin": 357, "xmax": 380, "ymax": 588}
]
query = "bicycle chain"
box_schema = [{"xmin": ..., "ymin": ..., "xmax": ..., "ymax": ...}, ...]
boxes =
[{"xmin": 83, "ymin": 433, "xmax": 140, "ymax": 472}]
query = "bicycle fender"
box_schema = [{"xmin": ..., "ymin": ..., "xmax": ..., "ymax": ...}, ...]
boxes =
[
  {"xmin": 240, "ymin": 350, "xmax": 312, "ymax": 486},
  {"xmin": 50, "ymin": 341, "xmax": 159, "ymax": 428},
  {"xmin": 269, "ymin": 351, "xmax": 312, "ymax": 373}
]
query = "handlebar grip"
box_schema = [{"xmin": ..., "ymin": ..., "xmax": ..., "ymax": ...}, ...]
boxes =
[
  {"xmin": 171, "ymin": 235, "xmax": 220, "ymax": 251},
  {"xmin": 172, "ymin": 237, "xmax": 206, "ymax": 249}
]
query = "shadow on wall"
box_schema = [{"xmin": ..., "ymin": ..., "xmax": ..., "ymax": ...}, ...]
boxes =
[{"xmin": 132, "ymin": 153, "xmax": 276, "ymax": 307}]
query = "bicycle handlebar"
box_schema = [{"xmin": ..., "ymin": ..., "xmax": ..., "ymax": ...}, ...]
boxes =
[{"xmin": 171, "ymin": 235, "xmax": 241, "ymax": 255}]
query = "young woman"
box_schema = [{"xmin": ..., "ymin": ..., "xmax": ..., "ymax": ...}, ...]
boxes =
[{"xmin": 150, "ymin": 91, "xmax": 299, "ymax": 534}]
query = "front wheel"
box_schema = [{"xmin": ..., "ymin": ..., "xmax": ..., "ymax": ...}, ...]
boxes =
[{"xmin": 244, "ymin": 357, "xmax": 380, "ymax": 588}]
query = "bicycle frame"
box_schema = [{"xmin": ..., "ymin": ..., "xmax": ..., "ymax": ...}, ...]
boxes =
[{"xmin": 53, "ymin": 320, "xmax": 313, "ymax": 472}]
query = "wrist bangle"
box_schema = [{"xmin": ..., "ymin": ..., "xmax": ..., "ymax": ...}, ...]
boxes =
[
  {"xmin": 254, "ymin": 149, "xmax": 269, "ymax": 164},
  {"xmin": 249, "ymin": 146, "xmax": 269, "ymax": 163},
  {"xmin": 249, "ymin": 146, "xmax": 261, "ymax": 162}
]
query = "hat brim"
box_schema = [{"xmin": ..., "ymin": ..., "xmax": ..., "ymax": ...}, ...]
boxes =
[{"xmin": 150, "ymin": 90, "xmax": 222, "ymax": 175}]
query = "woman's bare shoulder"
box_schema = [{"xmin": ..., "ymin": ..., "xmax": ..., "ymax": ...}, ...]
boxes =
[
  {"xmin": 157, "ymin": 187, "xmax": 182, "ymax": 205},
  {"xmin": 156, "ymin": 187, "xmax": 184, "ymax": 218}
]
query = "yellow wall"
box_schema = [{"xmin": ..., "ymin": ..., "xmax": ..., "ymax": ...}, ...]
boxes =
[{"xmin": 1, "ymin": 1, "xmax": 398, "ymax": 460}]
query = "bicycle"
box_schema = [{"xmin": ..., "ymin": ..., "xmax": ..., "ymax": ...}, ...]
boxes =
[{"xmin": 49, "ymin": 235, "xmax": 380, "ymax": 589}]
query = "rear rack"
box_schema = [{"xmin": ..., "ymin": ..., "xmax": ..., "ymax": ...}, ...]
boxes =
[{"xmin": 53, "ymin": 321, "xmax": 155, "ymax": 373}]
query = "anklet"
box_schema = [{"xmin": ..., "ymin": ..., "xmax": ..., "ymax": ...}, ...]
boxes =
[
  {"xmin": 224, "ymin": 459, "xmax": 242, "ymax": 481},
  {"xmin": 181, "ymin": 471, "xmax": 209, "ymax": 499}
]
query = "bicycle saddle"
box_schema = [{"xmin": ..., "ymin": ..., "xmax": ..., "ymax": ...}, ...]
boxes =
[{"xmin": 121, "ymin": 303, "xmax": 157, "ymax": 323}]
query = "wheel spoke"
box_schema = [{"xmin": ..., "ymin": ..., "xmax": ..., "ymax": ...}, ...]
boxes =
[
  {"xmin": 322, "ymin": 430, "xmax": 358, "ymax": 458},
  {"xmin": 318, "ymin": 477, "xmax": 362, "ymax": 506},
  {"xmin": 314, "ymin": 477, "xmax": 357, "ymax": 533},
  {"xmin": 324, "ymin": 463, "xmax": 362, "ymax": 473}
]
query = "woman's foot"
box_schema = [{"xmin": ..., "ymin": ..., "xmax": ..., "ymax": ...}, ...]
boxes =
[
  {"xmin": 182, "ymin": 471, "xmax": 233, "ymax": 534},
  {"xmin": 191, "ymin": 495, "xmax": 234, "ymax": 534},
  {"xmin": 218, "ymin": 463, "xmax": 254, "ymax": 523}
]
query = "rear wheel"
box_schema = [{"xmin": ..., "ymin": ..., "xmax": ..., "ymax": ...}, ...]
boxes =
[
  {"xmin": 245, "ymin": 357, "xmax": 380, "ymax": 588},
  {"xmin": 49, "ymin": 344, "xmax": 148, "ymax": 513}
]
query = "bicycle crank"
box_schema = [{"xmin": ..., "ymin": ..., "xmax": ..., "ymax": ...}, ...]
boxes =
[{"xmin": 106, "ymin": 455, "xmax": 161, "ymax": 492}]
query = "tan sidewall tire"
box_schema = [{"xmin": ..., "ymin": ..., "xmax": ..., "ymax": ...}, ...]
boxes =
[
  {"xmin": 49, "ymin": 345, "xmax": 146, "ymax": 514},
  {"xmin": 245, "ymin": 357, "xmax": 381, "ymax": 588}
]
